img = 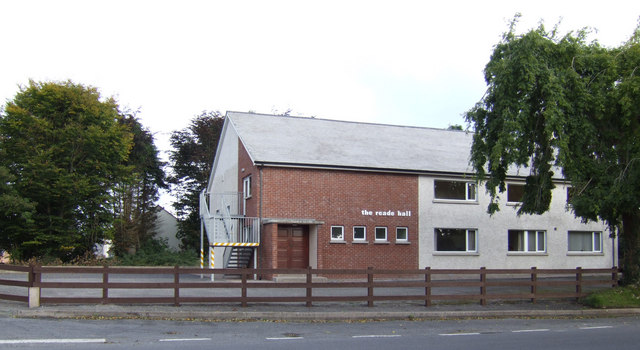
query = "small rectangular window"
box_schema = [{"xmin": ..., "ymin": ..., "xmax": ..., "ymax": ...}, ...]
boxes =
[
  {"xmin": 568, "ymin": 231, "xmax": 602, "ymax": 252},
  {"xmin": 566, "ymin": 187, "xmax": 575, "ymax": 204},
  {"xmin": 353, "ymin": 226, "xmax": 366, "ymax": 241},
  {"xmin": 434, "ymin": 180, "xmax": 477, "ymax": 201},
  {"xmin": 396, "ymin": 227, "xmax": 408, "ymax": 242},
  {"xmin": 331, "ymin": 226, "xmax": 344, "ymax": 241},
  {"xmin": 435, "ymin": 228, "xmax": 477, "ymax": 252},
  {"xmin": 507, "ymin": 184, "xmax": 524, "ymax": 203},
  {"xmin": 243, "ymin": 176, "xmax": 252, "ymax": 199},
  {"xmin": 508, "ymin": 230, "xmax": 546, "ymax": 252},
  {"xmin": 375, "ymin": 227, "xmax": 387, "ymax": 241}
]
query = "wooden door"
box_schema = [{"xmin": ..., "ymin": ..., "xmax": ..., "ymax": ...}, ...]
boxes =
[{"xmin": 277, "ymin": 226, "xmax": 309, "ymax": 269}]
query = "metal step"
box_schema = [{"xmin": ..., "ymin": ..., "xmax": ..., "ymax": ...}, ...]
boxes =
[{"xmin": 226, "ymin": 247, "xmax": 254, "ymax": 269}]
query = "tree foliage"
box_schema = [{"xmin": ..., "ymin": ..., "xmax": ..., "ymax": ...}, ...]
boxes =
[
  {"xmin": 0, "ymin": 166, "xmax": 36, "ymax": 256},
  {"xmin": 0, "ymin": 81, "xmax": 133, "ymax": 261},
  {"xmin": 112, "ymin": 114, "xmax": 167, "ymax": 255},
  {"xmin": 169, "ymin": 111, "xmax": 224, "ymax": 251},
  {"xmin": 465, "ymin": 18, "xmax": 640, "ymax": 282}
]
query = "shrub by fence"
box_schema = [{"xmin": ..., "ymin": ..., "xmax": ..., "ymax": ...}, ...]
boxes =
[{"xmin": 0, "ymin": 265, "xmax": 619, "ymax": 308}]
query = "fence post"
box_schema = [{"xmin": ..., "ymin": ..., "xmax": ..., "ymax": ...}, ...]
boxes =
[
  {"xmin": 28, "ymin": 264, "xmax": 40, "ymax": 308},
  {"xmin": 479, "ymin": 267, "xmax": 487, "ymax": 306},
  {"xmin": 102, "ymin": 265, "xmax": 109, "ymax": 304},
  {"xmin": 367, "ymin": 267, "xmax": 374, "ymax": 307},
  {"xmin": 241, "ymin": 270, "xmax": 248, "ymax": 308},
  {"xmin": 424, "ymin": 267, "xmax": 431, "ymax": 307},
  {"xmin": 530, "ymin": 267, "xmax": 537, "ymax": 304},
  {"xmin": 174, "ymin": 266, "xmax": 180, "ymax": 307},
  {"xmin": 612, "ymin": 266, "xmax": 619, "ymax": 287},
  {"xmin": 576, "ymin": 267, "xmax": 583, "ymax": 300},
  {"xmin": 306, "ymin": 266, "xmax": 312, "ymax": 307}
]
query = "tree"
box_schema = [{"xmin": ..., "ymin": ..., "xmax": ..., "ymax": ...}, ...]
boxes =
[
  {"xmin": 169, "ymin": 111, "xmax": 224, "ymax": 251},
  {"xmin": 465, "ymin": 18, "xmax": 640, "ymax": 283},
  {"xmin": 0, "ymin": 80, "xmax": 133, "ymax": 261},
  {"xmin": 112, "ymin": 114, "xmax": 167, "ymax": 255},
  {"xmin": 0, "ymin": 166, "xmax": 36, "ymax": 260}
]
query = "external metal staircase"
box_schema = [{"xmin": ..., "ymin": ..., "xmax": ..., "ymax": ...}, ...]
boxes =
[
  {"xmin": 226, "ymin": 247, "xmax": 254, "ymax": 269},
  {"xmin": 200, "ymin": 191, "xmax": 260, "ymax": 271}
]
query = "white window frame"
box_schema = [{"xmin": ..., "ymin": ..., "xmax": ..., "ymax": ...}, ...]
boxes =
[
  {"xmin": 568, "ymin": 231, "xmax": 602, "ymax": 253},
  {"xmin": 508, "ymin": 230, "xmax": 546, "ymax": 253},
  {"xmin": 435, "ymin": 228, "xmax": 477, "ymax": 252},
  {"xmin": 353, "ymin": 226, "xmax": 366, "ymax": 241},
  {"xmin": 243, "ymin": 176, "xmax": 252, "ymax": 199},
  {"xmin": 374, "ymin": 227, "xmax": 388, "ymax": 242},
  {"xmin": 433, "ymin": 179, "xmax": 477, "ymax": 202},
  {"xmin": 396, "ymin": 227, "xmax": 408, "ymax": 242},
  {"xmin": 331, "ymin": 226, "xmax": 344, "ymax": 241}
]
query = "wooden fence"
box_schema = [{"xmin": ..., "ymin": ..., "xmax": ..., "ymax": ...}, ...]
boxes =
[{"xmin": 0, "ymin": 265, "xmax": 619, "ymax": 308}]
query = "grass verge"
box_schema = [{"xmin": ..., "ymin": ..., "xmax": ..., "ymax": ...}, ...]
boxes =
[{"xmin": 582, "ymin": 284, "xmax": 640, "ymax": 308}]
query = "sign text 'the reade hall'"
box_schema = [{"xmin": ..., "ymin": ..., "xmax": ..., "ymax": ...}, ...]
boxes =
[{"xmin": 361, "ymin": 210, "xmax": 412, "ymax": 217}]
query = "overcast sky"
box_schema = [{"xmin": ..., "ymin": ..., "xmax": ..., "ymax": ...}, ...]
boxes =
[{"xmin": 1, "ymin": 0, "xmax": 638, "ymax": 161}]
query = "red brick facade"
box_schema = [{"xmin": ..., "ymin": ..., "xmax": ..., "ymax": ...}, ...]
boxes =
[{"xmin": 238, "ymin": 141, "xmax": 419, "ymax": 271}]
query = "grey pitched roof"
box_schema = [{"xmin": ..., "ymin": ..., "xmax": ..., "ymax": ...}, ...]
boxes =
[{"xmin": 227, "ymin": 111, "xmax": 476, "ymax": 175}]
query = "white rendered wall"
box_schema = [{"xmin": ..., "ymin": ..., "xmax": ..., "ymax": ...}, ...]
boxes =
[
  {"xmin": 418, "ymin": 176, "xmax": 615, "ymax": 270},
  {"xmin": 207, "ymin": 124, "xmax": 239, "ymax": 273},
  {"xmin": 208, "ymin": 125, "xmax": 240, "ymax": 214}
]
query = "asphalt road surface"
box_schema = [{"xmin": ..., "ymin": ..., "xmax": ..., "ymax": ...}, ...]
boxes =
[{"xmin": 1, "ymin": 315, "xmax": 639, "ymax": 349}]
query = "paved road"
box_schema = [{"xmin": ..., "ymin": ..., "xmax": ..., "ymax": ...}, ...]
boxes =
[{"xmin": 1, "ymin": 314, "xmax": 639, "ymax": 349}]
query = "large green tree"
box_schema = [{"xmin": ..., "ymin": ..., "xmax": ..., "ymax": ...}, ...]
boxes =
[
  {"xmin": 465, "ymin": 19, "xmax": 640, "ymax": 283},
  {"xmin": 0, "ymin": 80, "xmax": 133, "ymax": 261},
  {"xmin": 169, "ymin": 111, "xmax": 224, "ymax": 251}
]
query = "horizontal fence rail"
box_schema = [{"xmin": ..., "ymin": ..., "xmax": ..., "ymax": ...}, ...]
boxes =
[{"xmin": 0, "ymin": 265, "xmax": 619, "ymax": 308}]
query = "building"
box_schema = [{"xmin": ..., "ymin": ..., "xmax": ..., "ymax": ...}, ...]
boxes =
[
  {"xmin": 156, "ymin": 207, "xmax": 180, "ymax": 251},
  {"xmin": 200, "ymin": 112, "xmax": 614, "ymax": 277}
]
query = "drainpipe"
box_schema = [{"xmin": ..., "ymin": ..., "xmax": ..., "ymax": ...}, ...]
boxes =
[
  {"xmin": 258, "ymin": 165, "xmax": 263, "ymax": 277},
  {"xmin": 258, "ymin": 165, "xmax": 263, "ymax": 221}
]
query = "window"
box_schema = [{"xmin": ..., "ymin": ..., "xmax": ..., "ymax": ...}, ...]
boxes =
[
  {"xmin": 243, "ymin": 176, "xmax": 252, "ymax": 199},
  {"xmin": 375, "ymin": 227, "xmax": 387, "ymax": 241},
  {"xmin": 435, "ymin": 228, "xmax": 477, "ymax": 252},
  {"xmin": 508, "ymin": 230, "xmax": 545, "ymax": 252},
  {"xmin": 507, "ymin": 184, "xmax": 524, "ymax": 203},
  {"xmin": 353, "ymin": 226, "xmax": 366, "ymax": 241},
  {"xmin": 331, "ymin": 226, "xmax": 344, "ymax": 241},
  {"xmin": 567, "ymin": 187, "xmax": 576, "ymax": 205},
  {"xmin": 434, "ymin": 180, "xmax": 476, "ymax": 201},
  {"xmin": 396, "ymin": 227, "xmax": 408, "ymax": 242},
  {"xmin": 568, "ymin": 231, "xmax": 602, "ymax": 252}
]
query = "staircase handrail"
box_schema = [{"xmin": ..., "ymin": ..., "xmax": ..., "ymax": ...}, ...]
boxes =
[
  {"xmin": 199, "ymin": 190, "xmax": 215, "ymax": 242},
  {"xmin": 220, "ymin": 196, "xmax": 234, "ymax": 242}
]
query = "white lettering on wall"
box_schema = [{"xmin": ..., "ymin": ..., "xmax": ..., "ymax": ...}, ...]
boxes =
[{"xmin": 361, "ymin": 209, "xmax": 411, "ymax": 217}]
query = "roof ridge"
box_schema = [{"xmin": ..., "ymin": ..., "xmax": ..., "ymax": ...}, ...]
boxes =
[{"xmin": 225, "ymin": 111, "xmax": 470, "ymax": 134}]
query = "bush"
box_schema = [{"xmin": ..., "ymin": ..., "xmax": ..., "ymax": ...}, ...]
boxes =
[{"xmin": 115, "ymin": 239, "xmax": 198, "ymax": 266}]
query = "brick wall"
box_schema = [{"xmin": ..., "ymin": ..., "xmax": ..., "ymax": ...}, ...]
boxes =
[
  {"xmin": 261, "ymin": 167, "xmax": 419, "ymax": 271},
  {"xmin": 238, "ymin": 140, "xmax": 259, "ymax": 217},
  {"xmin": 259, "ymin": 223, "xmax": 276, "ymax": 279},
  {"xmin": 238, "ymin": 140, "xmax": 419, "ymax": 272}
]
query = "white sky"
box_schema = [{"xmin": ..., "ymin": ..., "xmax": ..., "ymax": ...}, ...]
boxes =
[{"xmin": 1, "ymin": 0, "xmax": 638, "ymax": 209}]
